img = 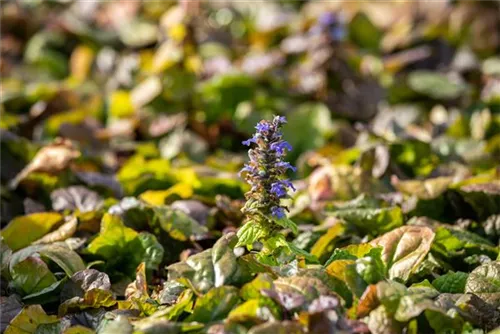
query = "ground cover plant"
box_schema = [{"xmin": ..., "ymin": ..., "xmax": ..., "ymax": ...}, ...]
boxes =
[{"xmin": 1, "ymin": 1, "xmax": 500, "ymax": 333}]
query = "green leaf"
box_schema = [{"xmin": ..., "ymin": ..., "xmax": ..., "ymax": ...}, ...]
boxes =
[
  {"xmin": 137, "ymin": 232, "xmax": 164, "ymax": 271},
  {"xmin": 432, "ymin": 225, "xmax": 498, "ymax": 259},
  {"xmin": 344, "ymin": 263, "xmax": 368, "ymax": 298},
  {"xmin": 157, "ymin": 280, "xmax": 186, "ymax": 306},
  {"xmin": 310, "ymin": 223, "xmax": 346, "ymax": 263},
  {"xmin": 291, "ymin": 231, "xmax": 322, "ymax": 253},
  {"xmin": 425, "ymin": 310, "xmax": 464, "ymax": 333},
  {"xmin": 355, "ymin": 247, "xmax": 386, "ymax": 285},
  {"xmin": 5, "ymin": 305, "xmax": 58, "ymax": 334},
  {"xmin": 186, "ymin": 286, "xmax": 241, "ymax": 323},
  {"xmin": 370, "ymin": 226, "xmax": 435, "ymax": 282},
  {"xmin": 24, "ymin": 32, "xmax": 68, "ymax": 78},
  {"xmin": 394, "ymin": 293, "xmax": 441, "ymax": 322},
  {"xmin": 10, "ymin": 243, "xmax": 85, "ymax": 276},
  {"xmin": 87, "ymin": 214, "xmax": 139, "ymax": 260},
  {"xmin": 241, "ymin": 274, "xmax": 275, "ymax": 301},
  {"xmin": 272, "ymin": 216, "xmax": 298, "ymax": 235},
  {"xmin": 432, "ymin": 271, "xmax": 468, "ymax": 293},
  {"xmin": 236, "ymin": 222, "xmax": 268, "ymax": 248},
  {"xmin": 390, "ymin": 140, "xmax": 439, "ymax": 177},
  {"xmin": 87, "ymin": 214, "xmax": 163, "ymax": 277},
  {"xmin": 376, "ymin": 280, "xmax": 408, "ymax": 314},
  {"xmin": 325, "ymin": 259, "xmax": 355, "ymax": 284},
  {"xmin": 287, "ymin": 242, "xmax": 319, "ymax": 264},
  {"xmin": 152, "ymin": 289, "xmax": 194, "ymax": 321},
  {"xmin": 348, "ymin": 12, "xmax": 382, "ymax": 51},
  {"xmin": 10, "ymin": 256, "xmax": 57, "ymax": 296},
  {"xmin": 152, "ymin": 206, "xmax": 208, "ymax": 242},
  {"xmin": 228, "ymin": 298, "xmax": 280, "ymax": 323},
  {"xmin": 2, "ymin": 212, "xmax": 63, "ymax": 251},
  {"xmin": 408, "ymin": 71, "xmax": 467, "ymax": 100},
  {"xmin": 22, "ymin": 278, "xmax": 67, "ymax": 304},
  {"xmin": 37, "ymin": 244, "xmax": 85, "ymax": 276},
  {"xmin": 328, "ymin": 207, "xmax": 403, "ymax": 235},
  {"xmin": 212, "ymin": 233, "xmax": 238, "ymax": 288},
  {"xmin": 465, "ymin": 261, "xmax": 500, "ymax": 308},
  {"xmin": 146, "ymin": 289, "xmax": 194, "ymax": 324},
  {"xmin": 167, "ymin": 249, "xmax": 215, "ymax": 294},
  {"xmin": 324, "ymin": 243, "xmax": 373, "ymax": 267}
]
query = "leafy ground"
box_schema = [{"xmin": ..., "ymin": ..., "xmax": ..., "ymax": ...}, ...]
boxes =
[{"xmin": 1, "ymin": 1, "xmax": 500, "ymax": 333}]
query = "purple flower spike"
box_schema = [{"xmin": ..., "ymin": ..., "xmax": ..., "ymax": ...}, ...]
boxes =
[{"xmin": 240, "ymin": 115, "xmax": 296, "ymax": 224}]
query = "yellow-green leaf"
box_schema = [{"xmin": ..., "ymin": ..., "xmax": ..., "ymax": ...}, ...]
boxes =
[
  {"xmin": 5, "ymin": 305, "xmax": 58, "ymax": 334},
  {"xmin": 310, "ymin": 223, "xmax": 345, "ymax": 262},
  {"xmin": 140, "ymin": 183, "xmax": 193, "ymax": 206},
  {"xmin": 87, "ymin": 214, "xmax": 138, "ymax": 259},
  {"xmin": 2, "ymin": 212, "xmax": 63, "ymax": 251}
]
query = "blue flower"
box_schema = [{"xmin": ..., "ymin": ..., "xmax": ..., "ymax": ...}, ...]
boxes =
[
  {"xmin": 238, "ymin": 164, "xmax": 255, "ymax": 177},
  {"xmin": 280, "ymin": 179, "xmax": 296, "ymax": 192},
  {"xmin": 271, "ymin": 182, "xmax": 287, "ymax": 198},
  {"xmin": 275, "ymin": 161, "xmax": 297, "ymax": 172},
  {"xmin": 270, "ymin": 140, "xmax": 292, "ymax": 155},
  {"xmin": 273, "ymin": 116, "xmax": 287, "ymax": 125},
  {"xmin": 255, "ymin": 122, "xmax": 271, "ymax": 133},
  {"xmin": 270, "ymin": 179, "xmax": 296, "ymax": 198},
  {"xmin": 242, "ymin": 136, "xmax": 257, "ymax": 146},
  {"xmin": 271, "ymin": 206, "xmax": 285, "ymax": 219}
]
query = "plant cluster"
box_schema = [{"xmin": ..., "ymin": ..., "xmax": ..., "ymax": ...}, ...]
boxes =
[{"xmin": 238, "ymin": 116, "xmax": 296, "ymax": 243}]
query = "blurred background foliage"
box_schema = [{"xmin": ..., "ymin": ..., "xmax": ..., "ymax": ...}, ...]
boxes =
[{"xmin": 1, "ymin": 0, "xmax": 500, "ymax": 222}]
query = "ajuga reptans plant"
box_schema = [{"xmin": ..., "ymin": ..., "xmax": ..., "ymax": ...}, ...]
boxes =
[{"xmin": 236, "ymin": 116, "xmax": 300, "ymax": 249}]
